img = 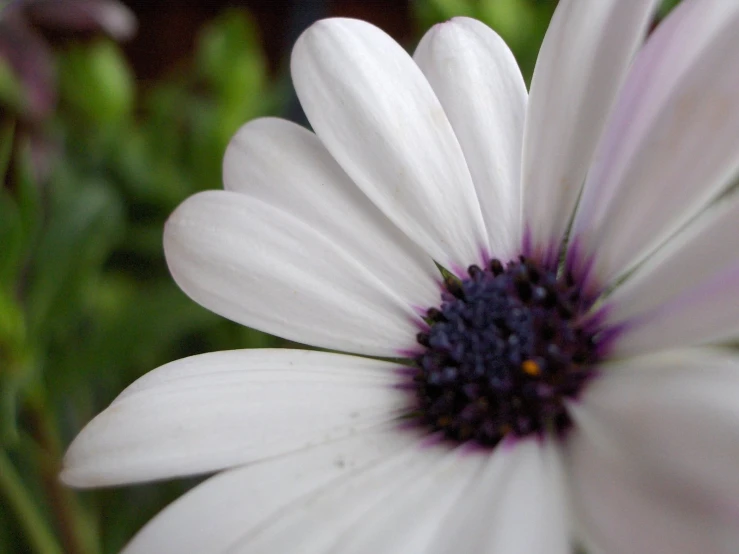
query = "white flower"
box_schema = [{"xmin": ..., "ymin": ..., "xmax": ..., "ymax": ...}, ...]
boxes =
[{"xmin": 62, "ymin": 1, "xmax": 739, "ymax": 552}]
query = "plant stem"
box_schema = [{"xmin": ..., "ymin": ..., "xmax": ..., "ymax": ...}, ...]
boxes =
[
  {"xmin": 26, "ymin": 392, "xmax": 99, "ymax": 554},
  {"xmin": 0, "ymin": 448, "xmax": 63, "ymax": 554}
]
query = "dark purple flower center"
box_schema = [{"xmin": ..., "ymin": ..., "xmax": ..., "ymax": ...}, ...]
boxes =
[{"xmin": 413, "ymin": 257, "xmax": 600, "ymax": 446}]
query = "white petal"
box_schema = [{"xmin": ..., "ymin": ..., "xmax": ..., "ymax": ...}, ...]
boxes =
[
  {"xmin": 414, "ymin": 17, "xmax": 527, "ymax": 261},
  {"xmin": 227, "ymin": 440, "xmax": 446, "ymax": 553},
  {"xmin": 429, "ymin": 439, "xmax": 571, "ymax": 554},
  {"xmin": 522, "ymin": 0, "xmax": 659, "ymax": 265},
  {"xmin": 164, "ymin": 190, "xmax": 422, "ymax": 356},
  {"xmin": 571, "ymin": 428, "xmax": 736, "ymax": 554},
  {"xmin": 569, "ymin": 349, "xmax": 739, "ymax": 553},
  {"xmin": 331, "ymin": 445, "xmax": 486, "ymax": 554},
  {"xmin": 292, "ymin": 18, "xmax": 489, "ymax": 274},
  {"xmin": 570, "ymin": 0, "xmax": 739, "ymax": 287},
  {"xmin": 121, "ymin": 428, "xmax": 420, "ymax": 554},
  {"xmin": 61, "ymin": 349, "xmax": 410, "ymax": 487},
  {"xmin": 223, "ymin": 117, "xmax": 441, "ymax": 310},
  {"xmin": 603, "ymin": 197, "xmax": 739, "ymax": 355}
]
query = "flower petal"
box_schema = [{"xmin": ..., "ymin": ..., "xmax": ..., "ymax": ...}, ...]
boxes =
[
  {"xmin": 429, "ymin": 439, "xmax": 571, "ymax": 554},
  {"xmin": 223, "ymin": 117, "xmax": 441, "ymax": 311},
  {"xmin": 604, "ymin": 197, "xmax": 739, "ymax": 356},
  {"xmin": 327, "ymin": 445, "xmax": 486, "ymax": 553},
  {"xmin": 220, "ymin": 439, "xmax": 568, "ymax": 553},
  {"xmin": 570, "ymin": 0, "xmax": 739, "ymax": 287},
  {"xmin": 569, "ymin": 349, "xmax": 739, "ymax": 553},
  {"xmin": 164, "ymin": 190, "xmax": 422, "ymax": 356},
  {"xmin": 61, "ymin": 349, "xmax": 410, "ymax": 487},
  {"xmin": 413, "ymin": 17, "xmax": 527, "ymax": 261},
  {"xmin": 522, "ymin": 0, "xmax": 659, "ymax": 264},
  {"xmin": 227, "ymin": 440, "xmax": 448, "ymax": 553},
  {"xmin": 291, "ymin": 18, "xmax": 489, "ymax": 273},
  {"xmin": 571, "ymin": 430, "xmax": 736, "ymax": 554},
  {"xmin": 121, "ymin": 428, "xmax": 419, "ymax": 554}
]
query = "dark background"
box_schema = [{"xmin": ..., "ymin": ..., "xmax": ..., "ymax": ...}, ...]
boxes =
[{"xmin": 124, "ymin": 0, "xmax": 412, "ymax": 80}]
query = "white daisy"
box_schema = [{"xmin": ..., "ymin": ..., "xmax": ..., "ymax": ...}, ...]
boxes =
[{"xmin": 63, "ymin": 0, "xmax": 739, "ymax": 552}]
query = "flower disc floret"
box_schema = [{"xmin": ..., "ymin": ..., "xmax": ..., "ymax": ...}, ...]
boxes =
[{"xmin": 414, "ymin": 257, "xmax": 600, "ymax": 446}]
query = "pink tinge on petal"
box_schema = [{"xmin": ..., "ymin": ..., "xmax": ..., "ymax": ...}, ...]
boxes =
[
  {"xmin": 569, "ymin": 351, "xmax": 739, "ymax": 552},
  {"xmin": 591, "ymin": 191, "xmax": 739, "ymax": 356},
  {"xmin": 568, "ymin": 0, "xmax": 739, "ymax": 290},
  {"xmin": 609, "ymin": 263, "xmax": 739, "ymax": 356},
  {"xmin": 522, "ymin": 0, "xmax": 660, "ymax": 266},
  {"xmin": 570, "ymin": 425, "xmax": 736, "ymax": 554},
  {"xmin": 522, "ymin": 224, "xmax": 559, "ymax": 271}
]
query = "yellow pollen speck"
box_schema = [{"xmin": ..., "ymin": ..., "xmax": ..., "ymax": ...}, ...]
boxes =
[{"xmin": 521, "ymin": 359, "xmax": 541, "ymax": 377}]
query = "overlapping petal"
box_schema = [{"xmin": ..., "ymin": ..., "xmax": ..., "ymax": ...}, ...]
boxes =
[
  {"xmin": 60, "ymin": 7, "xmax": 739, "ymax": 554},
  {"xmin": 120, "ymin": 429, "xmax": 422, "ymax": 554},
  {"xmin": 570, "ymin": 0, "xmax": 739, "ymax": 287},
  {"xmin": 320, "ymin": 445, "xmax": 485, "ymax": 553},
  {"xmin": 604, "ymin": 196, "xmax": 739, "ymax": 355},
  {"xmin": 521, "ymin": 0, "xmax": 659, "ymax": 265},
  {"xmin": 428, "ymin": 439, "xmax": 570, "ymax": 554},
  {"xmin": 291, "ymin": 17, "xmax": 489, "ymax": 274},
  {"xmin": 223, "ymin": 117, "xmax": 441, "ymax": 311},
  {"xmin": 226, "ymin": 441, "xmax": 447, "ymax": 552},
  {"xmin": 569, "ymin": 349, "xmax": 739, "ymax": 553},
  {"xmin": 414, "ymin": 17, "xmax": 527, "ymax": 261},
  {"xmin": 61, "ymin": 350, "xmax": 409, "ymax": 487},
  {"xmin": 164, "ymin": 190, "xmax": 424, "ymax": 356}
]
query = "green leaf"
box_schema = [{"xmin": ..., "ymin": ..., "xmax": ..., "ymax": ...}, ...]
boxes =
[
  {"xmin": 26, "ymin": 173, "xmax": 124, "ymax": 338},
  {"xmin": 13, "ymin": 139, "xmax": 41, "ymax": 249},
  {"xmin": 191, "ymin": 9, "xmax": 270, "ymax": 188},
  {"xmin": 0, "ymin": 288, "xmax": 29, "ymax": 444},
  {"xmin": 659, "ymin": 0, "xmax": 683, "ymax": 18},
  {"xmin": 0, "ymin": 58, "xmax": 25, "ymax": 113},
  {"xmin": 0, "ymin": 119, "xmax": 14, "ymax": 182},
  {"xmin": 0, "ymin": 189, "xmax": 23, "ymax": 288},
  {"xmin": 196, "ymin": 9, "xmax": 267, "ymax": 106},
  {"xmin": 411, "ymin": 0, "xmax": 476, "ymax": 29},
  {"xmin": 58, "ymin": 40, "xmax": 135, "ymax": 126},
  {"xmin": 48, "ymin": 280, "xmax": 219, "ymax": 396},
  {"xmin": 478, "ymin": 0, "xmax": 537, "ymax": 47}
]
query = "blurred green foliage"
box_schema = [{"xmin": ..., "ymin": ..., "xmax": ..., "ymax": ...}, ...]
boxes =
[
  {"xmin": 0, "ymin": 1, "xmax": 684, "ymax": 552},
  {"xmin": 0, "ymin": 8, "xmax": 280, "ymax": 553}
]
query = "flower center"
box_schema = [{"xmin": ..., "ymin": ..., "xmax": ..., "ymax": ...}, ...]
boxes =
[{"xmin": 413, "ymin": 257, "xmax": 600, "ymax": 446}]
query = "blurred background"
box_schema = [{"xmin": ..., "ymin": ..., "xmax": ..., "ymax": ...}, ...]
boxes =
[{"xmin": 0, "ymin": 0, "xmax": 681, "ymax": 552}]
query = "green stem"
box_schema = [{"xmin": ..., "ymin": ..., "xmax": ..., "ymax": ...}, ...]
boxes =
[
  {"xmin": 26, "ymin": 393, "xmax": 99, "ymax": 554},
  {"xmin": 0, "ymin": 449, "xmax": 63, "ymax": 554}
]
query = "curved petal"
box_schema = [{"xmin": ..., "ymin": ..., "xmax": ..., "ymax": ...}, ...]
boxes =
[
  {"xmin": 570, "ymin": 0, "xmax": 739, "ymax": 287},
  {"xmin": 429, "ymin": 439, "xmax": 571, "ymax": 554},
  {"xmin": 291, "ymin": 18, "xmax": 489, "ymax": 274},
  {"xmin": 61, "ymin": 349, "xmax": 410, "ymax": 487},
  {"xmin": 227, "ymin": 440, "xmax": 447, "ymax": 553},
  {"xmin": 164, "ymin": 190, "xmax": 422, "ymax": 356},
  {"xmin": 569, "ymin": 349, "xmax": 739, "ymax": 553},
  {"xmin": 413, "ymin": 17, "xmax": 527, "ymax": 261},
  {"xmin": 223, "ymin": 117, "xmax": 441, "ymax": 311},
  {"xmin": 121, "ymin": 428, "xmax": 421, "ymax": 554},
  {"xmin": 603, "ymin": 196, "xmax": 739, "ymax": 356},
  {"xmin": 329, "ymin": 445, "xmax": 486, "ymax": 553},
  {"xmin": 571, "ymin": 429, "xmax": 737, "ymax": 554},
  {"xmin": 522, "ymin": 0, "xmax": 659, "ymax": 265}
]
